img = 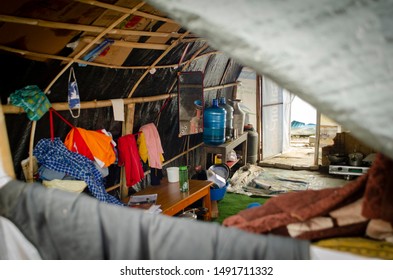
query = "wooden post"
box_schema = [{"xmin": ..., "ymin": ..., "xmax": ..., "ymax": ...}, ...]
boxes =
[
  {"xmin": 120, "ymin": 103, "xmax": 136, "ymax": 200},
  {"xmin": 259, "ymin": 75, "xmax": 264, "ymax": 160},
  {"xmin": 0, "ymin": 103, "xmax": 15, "ymax": 179},
  {"xmin": 27, "ymin": 121, "xmax": 37, "ymax": 182},
  {"xmin": 314, "ymin": 110, "xmax": 321, "ymax": 167},
  {"xmin": 256, "ymin": 75, "xmax": 262, "ymax": 162}
]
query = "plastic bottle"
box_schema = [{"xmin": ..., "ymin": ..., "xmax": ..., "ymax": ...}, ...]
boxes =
[
  {"xmin": 218, "ymin": 97, "xmax": 234, "ymax": 139},
  {"xmin": 231, "ymin": 99, "xmax": 245, "ymax": 135},
  {"xmin": 179, "ymin": 166, "xmax": 189, "ymax": 192},
  {"xmin": 203, "ymin": 98, "xmax": 226, "ymax": 145}
]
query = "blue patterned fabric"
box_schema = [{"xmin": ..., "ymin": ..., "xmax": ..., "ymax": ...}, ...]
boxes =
[{"xmin": 33, "ymin": 138, "xmax": 123, "ymax": 205}]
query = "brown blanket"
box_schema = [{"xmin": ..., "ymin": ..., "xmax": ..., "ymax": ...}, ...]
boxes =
[{"xmin": 223, "ymin": 153, "xmax": 393, "ymax": 241}]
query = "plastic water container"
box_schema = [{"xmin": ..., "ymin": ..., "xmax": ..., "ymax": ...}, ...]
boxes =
[
  {"xmin": 203, "ymin": 99, "xmax": 226, "ymax": 145},
  {"xmin": 218, "ymin": 97, "xmax": 234, "ymax": 139}
]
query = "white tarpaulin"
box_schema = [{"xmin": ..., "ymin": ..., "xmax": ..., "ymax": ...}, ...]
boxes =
[{"xmin": 146, "ymin": 0, "xmax": 393, "ymax": 159}]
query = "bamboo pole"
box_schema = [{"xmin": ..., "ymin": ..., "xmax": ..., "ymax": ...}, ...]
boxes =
[
  {"xmin": 3, "ymin": 82, "xmax": 242, "ymax": 115},
  {"xmin": 164, "ymin": 43, "xmax": 209, "ymax": 101},
  {"xmin": 2, "ymin": 93, "xmax": 177, "ymax": 114},
  {"xmin": 256, "ymin": 75, "xmax": 262, "ymax": 162},
  {"xmin": 162, "ymin": 142, "xmax": 204, "ymax": 167},
  {"xmin": 120, "ymin": 103, "xmax": 135, "ymax": 200},
  {"xmin": 24, "ymin": 3, "xmax": 145, "ymax": 181},
  {"xmin": 0, "ymin": 14, "xmax": 181, "ymax": 38},
  {"xmin": 75, "ymin": 0, "xmax": 177, "ymax": 24},
  {"xmin": 0, "ymin": 103, "xmax": 15, "ymax": 179},
  {"xmin": 204, "ymin": 81, "xmax": 240, "ymax": 92},
  {"xmin": 127, "ymin": 31, "xmax": 190, "ymax": 98},
  {"xmin": 81, "ymin": 36, "xmax": 168, "ymax": 50},
  {"xmin": 259, "ymin": 76, "xmax": 264, "ymax": 160},
  {"xmin": 107, "ymin": 141, "xmax": 204, "ymax": 193},
  {"xmin": 216, "ymin": 59, "xmax": 232, "ymax": 98},
  {"xmin": 43, "ymin": 7, "xmax": 144, "ymax": 93},
  {"xmin": 314, "ymin": 110, "xmax": 321, "ymax": 167},
  {"xmin": 27, "ymin": 121, "xmax": 37, "ymax": 182},
  {"xmin": 0, "ymin": 45, "xmax": 218, "ymax": 70}
]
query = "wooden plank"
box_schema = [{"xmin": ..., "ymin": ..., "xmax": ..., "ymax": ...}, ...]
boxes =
[
  {"xmin": 0, "ymin": 104, "xmax": 15, "ymax": 179},
  {"xmin": 76, "ymin": 0, "xmax": 177, "ymax": 23}
]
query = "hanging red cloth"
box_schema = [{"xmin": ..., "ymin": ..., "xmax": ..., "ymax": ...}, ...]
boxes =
[{"xmin": 118, "ymin": 134, "xmax": 144, "ymax": 187}]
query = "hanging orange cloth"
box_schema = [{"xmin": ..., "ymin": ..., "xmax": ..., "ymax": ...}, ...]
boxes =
[{"xmin": 64, "ymin": 127, "xmax": 116, "ymax": 167}]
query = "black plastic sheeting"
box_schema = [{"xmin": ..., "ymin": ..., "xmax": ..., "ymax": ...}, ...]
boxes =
[{"xmin": 1, "ymin": 40, "xmax": 243, "ymax": 189}]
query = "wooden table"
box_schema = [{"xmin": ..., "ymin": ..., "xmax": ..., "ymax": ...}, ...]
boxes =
[{"xmin": 124, "ymin": 179, "xmax": 213, "ymax": 220}]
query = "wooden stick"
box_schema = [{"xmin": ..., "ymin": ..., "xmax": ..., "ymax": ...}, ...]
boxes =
[
  {"xmin": 204, "ymin": 81, "xmax": 240, "ymax": 92},
  {"xmin": 162, "ymin": 142, "xmax": 204, "ymax": 167},
  {"xmin": 2, "ymin": 82, "xmax": 242, "ymax": 115},
  {"xmin": 256, "ymin": 75, "xmax": 262, "ymax": 162},
  {"xmin": 0, "ymin": 45, "xmax": 219, "ymax": 70},
  {"xmin": 2, "ymin": 93, "xmax": 177, "ymax": 114},
  {"xmin": 27, "ymin": 121, "xmax": 37, "ymax": 182},
  {"xmin": 216, "ymin": 59, "xmax": 232, "ymax": 98},
  {"xmin": 105, "ymin": 184, "xmax": 120, "ymax": 192},
  {"xmin": 75, "ymin": 0, "xmax": 177, "ymax": 24},
  {"xmin": 127, "ymin": 31, "xmax": 190, "ymax": 98},
  {"xmin": 0, "ymin": 14, "xmax": 181, "ymax": 38},
  {"xmin": 22, "ymin": 3, "xmax": 144, "ymax": 184},
  {"xmin": 81, "ymin": 36, "xmax": 168, "ymax": 50},
  {"xmin": 0, "ymin": 103, "xmax": 15, "ymax": 179},
  {"xmin": 314, "ymin": 110, "xmax": 321, "ymax": 167},
  {"xmin": 43, "ymin": 2, "xmax": 146, "ymax": 94}
]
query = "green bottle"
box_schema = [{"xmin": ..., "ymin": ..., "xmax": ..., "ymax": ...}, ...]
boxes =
[{"xmin": 179, "ymin": 166, "xmax": 189, "ymax": 192}]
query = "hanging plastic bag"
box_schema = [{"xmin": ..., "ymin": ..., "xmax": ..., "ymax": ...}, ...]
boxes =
[
  {"xmin": 68, "ymin": 67, "xmax": 80, "ymax": 118},
  {"xmin": 9, "ymin": 85, "xmax": 51, "ymax": 121}
]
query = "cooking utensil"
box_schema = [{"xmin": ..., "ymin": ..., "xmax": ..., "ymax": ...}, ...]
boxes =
[
  {"xmin": 348, "ymin": 152, "xmax": 364, "ymax": 166},
  {"xmin": 327, "ymin": 153, "xmax": 347, "ymax": 164}
]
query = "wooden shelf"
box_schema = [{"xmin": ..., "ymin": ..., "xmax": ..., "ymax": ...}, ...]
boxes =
[{"xmin": 201, "ymin": 132, "xmax": 248, "ymax": 170}]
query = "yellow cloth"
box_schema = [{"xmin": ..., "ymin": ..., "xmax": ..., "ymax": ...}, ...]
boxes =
[
  {"xmin": 137, "ymin": 132, "xmax": 164, "ymax": 164},
  {"xmin": 314, "ymin": 237, "xmax": 393, "ymax": 260},
  {"xmin": 42, "ymin": 179, "xmax": 87, "ymax": 193}
]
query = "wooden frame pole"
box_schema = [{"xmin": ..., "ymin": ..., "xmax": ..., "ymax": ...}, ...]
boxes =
[
  {"xmin": 0, "ymin": 103, "xmax": 15, "ymax": 179},
  {"xmin": 75, "ymin": 0, "xmax": 178, "ymax": 24},
  {"xmin": 0, "ymin": 14, "xmax": 180, "ymax": 38},
  {"xmin": 0, "ymin": 45, "xmax": 217, "ymax": 70},
  {"xmin": 127, "ymin": 31, "xmax": 190, "ymax": 98}
]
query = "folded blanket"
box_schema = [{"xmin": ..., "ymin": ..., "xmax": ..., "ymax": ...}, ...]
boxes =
[{"xmin": 223, "ymin": 153, "xmax": 393, "ymax": 242}]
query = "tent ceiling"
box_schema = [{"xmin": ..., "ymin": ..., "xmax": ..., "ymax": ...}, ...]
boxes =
[{"xmin": 145, "ymin": 0, "xmax": 393, "ymax": 160}]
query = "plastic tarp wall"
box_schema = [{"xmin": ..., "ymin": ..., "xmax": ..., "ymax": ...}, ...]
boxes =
[
  {"xmin": 146, "ymin": 0, "xmax": 393, "ymax": 160},
  {"xmin": 2, "ymin": 45, "xmax": 243, "ymax": 181},
  {"xmin": 262, "ymin": 77, "xmax": 291, "ymax": 159}
]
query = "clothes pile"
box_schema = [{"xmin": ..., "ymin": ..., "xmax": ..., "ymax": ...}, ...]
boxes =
[{"xmin": 224, "ymin": 153, "xmax": 393, "ymax": 247}]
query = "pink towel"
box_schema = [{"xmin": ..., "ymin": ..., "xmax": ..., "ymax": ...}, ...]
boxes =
[{"xmin": 139, "ymin": 123, "xmax": 164, "ymax": 169}]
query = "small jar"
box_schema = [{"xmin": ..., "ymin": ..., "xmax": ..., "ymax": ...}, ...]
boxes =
[{"xmin": 179, "ymin": 166, "xmax": 189, "ymax": 192}]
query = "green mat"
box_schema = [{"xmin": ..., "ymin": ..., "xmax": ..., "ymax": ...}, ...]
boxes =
[{"xmin": 213, "ymin": 193, "xmax": 269, "ymax": 224}]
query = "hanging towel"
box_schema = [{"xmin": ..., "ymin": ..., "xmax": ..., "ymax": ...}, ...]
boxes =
[
  {"xmin": 110, "ymin": 99, "xmax": 125, "ymax": 121},
  {"xmin": 64, "ymin": 127, "xmax": 116, "ymax": 168},
  {"xmin": 33, "ymin": 138, "xmax": 123, "ymax": 205},
  {"xmin": 9, "ymin": 85, "xmax": 51, "ymax": 121},
  {"xmin": 138, "ymin": 123, "xmax": 164, "ymax": 169},
  {"xmin": 118, "ymin": 134, "xmax": 144, "ymax": 187}
]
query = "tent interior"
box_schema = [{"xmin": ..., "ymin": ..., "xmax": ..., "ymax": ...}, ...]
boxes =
[{"xmin": 1, "ymin": 0, "xmax": 393, "ymax": 260}]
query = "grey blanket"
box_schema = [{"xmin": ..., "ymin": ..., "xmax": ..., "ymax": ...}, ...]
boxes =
[{"xmin": 0, "ymin": 180, "xmax": 310, "ymax": 260}]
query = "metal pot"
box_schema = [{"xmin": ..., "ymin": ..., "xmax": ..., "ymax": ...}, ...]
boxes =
[
  {"xmin": 348, "ymin": 152, "xmax": 364, "ymax": 166},
  {"xmin": 327, "ymin": 153, "xmax": 347, "ymax": 164},
  {"xmin": 178, "ymin": 207, "xmax": 207, "ymax": 220}
]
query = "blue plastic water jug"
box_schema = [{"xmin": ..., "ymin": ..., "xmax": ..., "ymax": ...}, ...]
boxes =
[{"xmin": 203, "ymin": 99, "xmax": 226, "ymax": 145}]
